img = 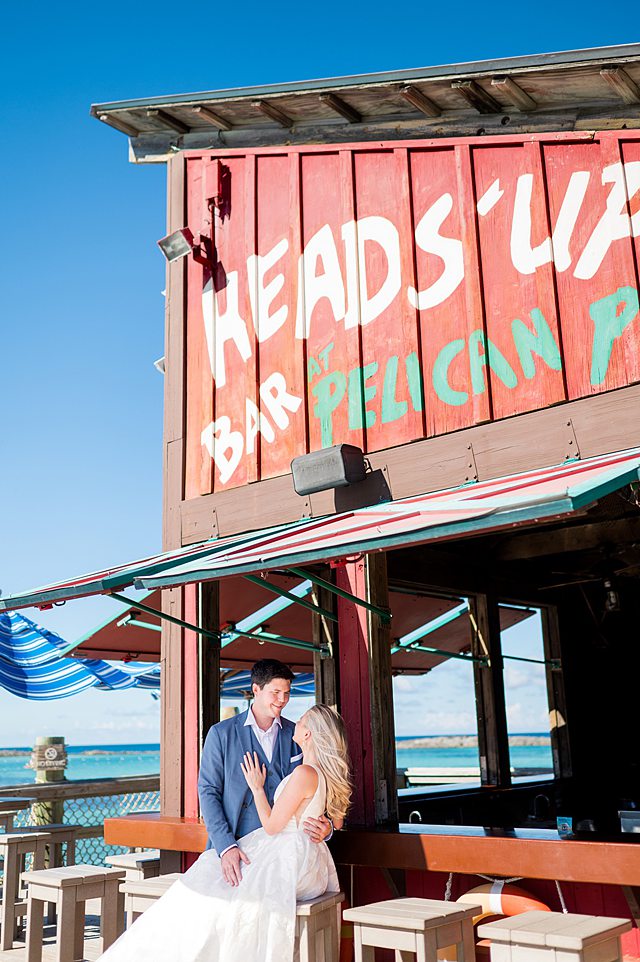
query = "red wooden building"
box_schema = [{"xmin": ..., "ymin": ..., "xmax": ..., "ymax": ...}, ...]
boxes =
[{"xmin": 4, "ymin": 43, "xmax": 640, "ymax": 957}]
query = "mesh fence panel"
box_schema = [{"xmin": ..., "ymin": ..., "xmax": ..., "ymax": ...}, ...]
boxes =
[{"xmin": 13, "ymin": 789, "xmax": 160, "ymax": 865}]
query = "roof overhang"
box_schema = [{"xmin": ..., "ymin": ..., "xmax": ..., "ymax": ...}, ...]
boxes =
[{"xmin": 90, "ymin": 44, "xmax": 640, "ymax": 163}]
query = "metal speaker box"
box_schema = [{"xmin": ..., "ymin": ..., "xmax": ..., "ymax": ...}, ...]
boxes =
[{"xmin": 291, "ymin": 445, "xmax": 366, "ymax": 496}]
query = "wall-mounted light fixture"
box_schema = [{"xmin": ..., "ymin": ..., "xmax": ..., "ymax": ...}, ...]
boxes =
[
  {"xmin": 291, "ymin": 444, "xmax": 367, "ymax": 496},
  {"xmin": 157, "ymin": 227, "xmax": 213, "ymax": 268}
]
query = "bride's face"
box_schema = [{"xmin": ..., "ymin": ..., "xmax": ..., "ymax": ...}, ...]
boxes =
[{"xmin": 293, "ymin": 713, "xmax": 311, "ymax": 750}]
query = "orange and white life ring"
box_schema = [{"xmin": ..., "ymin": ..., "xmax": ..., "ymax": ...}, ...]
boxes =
[
  {"xmin": 457, "ymin": 881, "xmax": 551, "ymax": 919},
  {"xmin": 437, "ymin": 883, "xmax": 551, "ymax": 961}
]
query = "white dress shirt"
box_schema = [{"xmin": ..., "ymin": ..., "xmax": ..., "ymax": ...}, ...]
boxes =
[{"xmin": 244, "ymin": 707, "xmax": 282, "ymax": 762}]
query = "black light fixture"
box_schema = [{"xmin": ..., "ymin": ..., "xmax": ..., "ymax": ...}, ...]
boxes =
[{"xmin": 291, "ymin": 445, "xmax": 367, "ymax": 496}]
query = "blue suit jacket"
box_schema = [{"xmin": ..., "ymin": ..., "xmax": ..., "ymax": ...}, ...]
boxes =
[{"xmin": 198, "ymin": 709, "xmax": 302, "ymax": 854}]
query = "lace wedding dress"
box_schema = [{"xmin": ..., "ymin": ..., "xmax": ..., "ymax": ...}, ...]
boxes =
[{"xmin": 99, "ymin": 766, "xmax": 339, "ymax": 962}]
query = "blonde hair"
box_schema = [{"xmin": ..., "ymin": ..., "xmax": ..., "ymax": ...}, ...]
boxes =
[{"xmin": 304, "ymin": 705, "xmax": 352, "ymax": 821}]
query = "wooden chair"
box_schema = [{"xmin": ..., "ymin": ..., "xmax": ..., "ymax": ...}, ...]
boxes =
[
  {"xmin": 296, "ymin": 891, "xmax": 344, "ymax": 962},
  {"xmin": 0, "ymin": 831, "xmax": 49, "ymax": 950},
  {"xmin": 22, "ymin": 864, "xmax": 126, "ymax": 962},
  {"xmin": 478, "ymin": 910, "xmax": 632, "ymax": 962},
  {"xmin": 343, "ymin": 897, "xmax": 481, "ymax": 961},
  {"xmin": 105, "ymin": 849, "xmax": 160, "ymax": 881},
  {"xmin": 0, "ymin": 810, "xmax": 20, "ymax": 833}
]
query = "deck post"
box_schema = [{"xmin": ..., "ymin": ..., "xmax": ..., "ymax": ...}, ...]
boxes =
[
  {"xmin": 159, "ymin": 152, "xmax": 187, "ymax": 873},
  {"xmin": 469, "ymin": 593, "xmax": 511, "ymax": 787},
  {"xmin": 541, "ymin": 605, "xmax": 572, "ymax": 779},
  {"xmin": 336, "ymin": 554, "xmax": 397, "ymax": 827},
  {"xmin": 199, "ymin": 581, "xmax": 221, "ymax": 746},
  {"xmin": 312, "ymin": 584, "xmax": 339, "ymax": 710}
]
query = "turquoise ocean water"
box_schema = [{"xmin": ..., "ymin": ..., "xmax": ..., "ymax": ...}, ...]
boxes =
[{"xmin": 0, "ymin": 737, "xmax": 553, "ymax": 788}]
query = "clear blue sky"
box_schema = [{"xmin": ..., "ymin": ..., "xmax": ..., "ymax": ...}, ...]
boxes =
[{"xmin": 1, "ymin": 1, "xmax": 635, "ymax": 746}]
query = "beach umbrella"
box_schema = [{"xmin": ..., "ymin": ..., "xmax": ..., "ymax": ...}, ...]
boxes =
[
  {"xmin": 0, "ymin": 611, "xmax": 72, "ymax": 666},
  {"xmin": 220, "ymin": 670, "xmax": 314, "ymax": 699}
]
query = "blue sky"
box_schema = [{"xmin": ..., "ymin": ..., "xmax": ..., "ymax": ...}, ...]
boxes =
[{"xmin": 1, "ymin": 1, "xmax": 635, "ymax": 746}]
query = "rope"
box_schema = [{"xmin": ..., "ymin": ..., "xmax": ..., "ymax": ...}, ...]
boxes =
[
  {"xmin": 445, "ymin": 873, "xmax": 454, "ymax": 901},
  {"xmin": 555, "ymin": 879, "xmax": 568, "ymax": 913}
]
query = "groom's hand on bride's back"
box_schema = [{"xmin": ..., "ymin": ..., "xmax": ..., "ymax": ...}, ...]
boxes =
[
  {"xmin": 220, "ymin": 846, "xmax": 250, "ymax": 886},
  {"xmin": 302, "ymin": 814, "xmax": 332, "ymax": 844}
]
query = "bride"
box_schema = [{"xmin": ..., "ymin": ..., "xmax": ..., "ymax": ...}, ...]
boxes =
[{"xmin": 99, "ymin": 704, "xmax": 351, "ymax": 962}]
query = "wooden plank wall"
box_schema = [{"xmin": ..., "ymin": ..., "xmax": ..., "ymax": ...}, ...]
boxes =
[{"xmin": 182, "ymin": 130, "xmax": 640, "ymax": 498}]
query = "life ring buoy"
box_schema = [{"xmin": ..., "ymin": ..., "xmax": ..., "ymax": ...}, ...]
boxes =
[
  {"xmin": 456, "ymin": 881, "xmax": 551, "ymax": 918},
  {"xmin": 436, "ymin": 883, "xmax": 551, "ymax": 961}
]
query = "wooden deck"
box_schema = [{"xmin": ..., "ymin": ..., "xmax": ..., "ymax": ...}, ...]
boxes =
[{"xmin": 0, "ymin": 913, "xmax": 103, "ymax": 961}]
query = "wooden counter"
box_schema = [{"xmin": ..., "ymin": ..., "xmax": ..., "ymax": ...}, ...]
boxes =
[{"xmin": 104, "ymin": 815, "xmax": 640, "ymax": 886}]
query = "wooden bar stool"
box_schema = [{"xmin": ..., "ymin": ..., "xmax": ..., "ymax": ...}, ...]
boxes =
[
  {"xmin": 0, "ymin": 831, "xmax": 49, "ymax": 950},
  {"xmin": 105, "ymin": 849, "xmax": 161, "ymax": 881},
  {"xmin": 343, "ymin": 898, "xmax": 481, "ymax": 962},
  {"xmin": 296, "ymin": 891, "xmax": 344, "ymax": 962},
  {"xmin": 120, "ymin": 872, "xmax": 181, "ymax": 925},
  {"xmin": 478, "ymin": 910, "xmax": 632, "ymax": 962},
  {"xmin": 21, "ymin": 823, "xmax": 79, "ymax": 868},
  {"xmin": 0, "ymin": 810, "xmax": 20, "ymax": 833},
  {"xmin": 22, "ymin": 864, "xmax": 126, "ymax": 962}
]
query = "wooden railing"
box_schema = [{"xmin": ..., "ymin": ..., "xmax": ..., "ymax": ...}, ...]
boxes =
[{"xmin": 1, "ymin": 775, "xmax": 160, "ymax": 862}]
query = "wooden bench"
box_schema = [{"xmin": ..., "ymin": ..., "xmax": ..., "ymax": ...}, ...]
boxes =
[
  {"xmin": 120, "ymin": 877, "xmax": 342, "ymax": 961},
  {"xmin": 120, "ymin": 873, "xmax": 181, "ymax": 924},
  {"xmin": 477, "ymin": 910, "xmax": 632, "ymax": 962},
  {"xmin": 22, "ymin": 864, "xmax": 126, "ymax": 962},
  {"xmin": 296, "ymin": 891, "xmax": 344, "ymax": 962},
  {"xmin": 0, "ymin": 832, "xmax": 49, "ymax": 950},
  {"xmin": 105, "ymin": 849, "xmax": 160, "ymax": 881},
  {"xmin": 343, "ymin": 897, "xmax": 481, "ymax": 961}
]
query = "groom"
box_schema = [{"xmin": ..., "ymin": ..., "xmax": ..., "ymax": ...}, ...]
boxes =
[{"xmin": 198, "ymin": 658, "xmax": 332, "ymax": 886}]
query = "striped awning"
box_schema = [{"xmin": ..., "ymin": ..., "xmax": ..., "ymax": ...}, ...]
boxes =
[{"xmin": 2, "ymin": 447, "xmax": 639, "ymax": 612}]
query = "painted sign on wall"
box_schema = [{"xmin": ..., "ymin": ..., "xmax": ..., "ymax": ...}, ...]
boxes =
[{"xmin": 183, "ymin": 132, "xmax": 640, "ymax": 496}]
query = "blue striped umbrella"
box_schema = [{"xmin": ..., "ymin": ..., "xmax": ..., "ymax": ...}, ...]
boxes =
[{"xmin": 0, "ymin": 611, "xmax": 70, "ymax": 666}]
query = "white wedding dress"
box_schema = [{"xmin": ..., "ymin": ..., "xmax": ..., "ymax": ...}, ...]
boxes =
[{"xmin": 99, "ymin": 766, "xmax": 339, "ymax": 962}]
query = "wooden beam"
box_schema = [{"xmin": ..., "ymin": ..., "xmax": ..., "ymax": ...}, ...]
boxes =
[
  {"xmin": 251, "ymin": 100, "xmax": 293, "ymax": 127},
  {"xmin": 541, "ymin": 606, "xmax": 572, "ymax": 779},
  {"xmin": 336, "ymin": 556, "xmax": 397, "ymax": 827},
  {"xmin": 191, "ymin": 105, "xmax": 232, "ymax": 131},
  {"xmin": 146, "ymin": 109, "xmax": 190, "ymax": 134},
  {"xmin": 469, "ymin": 594, "xmax": 511, "ymax": 788},
  {"xmin": 491, "ymin": 76, "xmax": 537, "ymax": 111},
  {"xmin": 365, "ymin": 553, "xmax": 398, "ymax": 825},
  {"xmin": 496, "ymin": 516, "xmax": 640, "ymax": 561},
  {"xmin": 399, "ymin": 84, "xmax": 441, "ymax": 117},
  {"xmin": 319, "ymin": 93, "xmax": 361, "ymax": 123},
  {"xmin": 97, "ymin": 113, "xmax": 139, "ymax": 137},
  {"xmin": 451, "ymin": 80, "xmax": 502, "ymax": 114},
  {"xmin": 198, "ymin": 581, "xmax": 220, "ymax": 750},
  {"xmin": 312, "ymin": 584, "xmax": 339, "ymax": 711},
  {"xmin": 161, "ymin": 153, "xmax": 187, "ymax": 820},
  {"xmin": 600, "ymin": 67, "xmax": 640, "ymax": 104}
]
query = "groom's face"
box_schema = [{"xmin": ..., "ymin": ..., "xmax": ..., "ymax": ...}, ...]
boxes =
[{"xmin": 252, "ymin": 677, "xmax": 291, "ymax": 719}]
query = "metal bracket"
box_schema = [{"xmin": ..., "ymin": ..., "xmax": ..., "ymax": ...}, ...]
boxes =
[
  {"xmin": 244, "ymin": 574, "xmax": 337, "ymax": 622},
  {"xmin": 287, "ymin": 567, "xmax": 392, "ymax": 624},
  {"xmin": 465, "ymin": 442, "xmax": 479, "ymax": 483},
  {"xmin": 221, "ymin": 624, "xmax": 323, "ymax": 654},
  {"xmin": 108, "ymin": 592, "xmax": 221, "ymax": 643},
  {"xmin": 565, "ymin": 418, "xmax": 581, "ymax": 461}
]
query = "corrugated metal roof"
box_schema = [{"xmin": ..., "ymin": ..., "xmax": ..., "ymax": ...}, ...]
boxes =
[{"xmin": 90, "ymin": 44, "xmax": 640, "ymax": 160}]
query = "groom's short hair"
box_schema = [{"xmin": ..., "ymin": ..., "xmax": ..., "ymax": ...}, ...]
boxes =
[{"xmin": 251, "ymin": 659, "xmax": 295, "ymax": 688}]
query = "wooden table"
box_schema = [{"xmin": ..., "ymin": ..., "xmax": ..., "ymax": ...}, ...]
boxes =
[{"xmin": 103, "ymin": 816, "xmax": 640, "ymax": 887}]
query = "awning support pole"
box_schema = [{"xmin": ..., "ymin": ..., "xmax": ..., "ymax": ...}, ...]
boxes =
[
  {"xmin": 221, "ymin": 626, "xmax": 323, "ymax": 654},
  {"xmin": 287, "ymin": 567, "xmax": 391, "ymax": 624},
  {"xmin": 394, "ymin": 642, "xmax": 488, "ymax": 666},
  {"xmin": 108, "ymin": 592, "xmax": 221, "ymax": 642},
  {"xmin": 243, "ymin": 575, "xmax": 338, "ymax": 622}
]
